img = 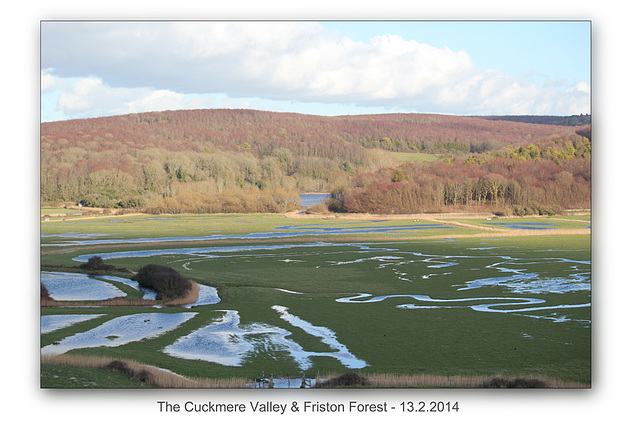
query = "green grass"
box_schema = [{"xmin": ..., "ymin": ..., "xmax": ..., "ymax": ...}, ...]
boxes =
[
  {"xmin": 456, "ymin": 216, "xmax": 591, "ymax": 230},
  {"xmin": 40, "ymin": 363, "xmax": 153, "ymax": 388},
  {"xmin": 392, "ymin": 152, "xmax": 440, "ymax": 163},
  {"xmin": 41, "ymin": 207, "xmax": 83, "ymax": 215},
  {"xmin": 40, "ymin": 213, "xmax": 591, "ymax": 386}
]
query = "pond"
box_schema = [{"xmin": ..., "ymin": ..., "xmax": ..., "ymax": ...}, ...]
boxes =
[
  {"xmin": 299, "ymin": 193, "xmax": 330, "ymax": 207},
  {"xmin": 40, "ymin": 272, "xmax": 128, "ymax": 301}
]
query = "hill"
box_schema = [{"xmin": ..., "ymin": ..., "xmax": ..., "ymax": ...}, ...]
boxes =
[
  {"xmin": 478, "ymin": 114, "xmax": 590, "ymax": 127},
  {"xmin": 40, "ymin": 109, "xmax": 589, "ymax": 213}
]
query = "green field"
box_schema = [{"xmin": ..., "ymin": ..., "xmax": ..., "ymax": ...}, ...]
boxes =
[
  {"xmin": 391, "ymin": 152, "xmax": 440, "ymax": 163},
  {"xmin": 40, "ymin": 212, "xmax": 591, "ymax": 387}
]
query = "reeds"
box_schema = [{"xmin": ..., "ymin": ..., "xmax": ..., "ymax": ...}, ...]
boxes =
[
  {"xmin": 41, "ymin": 353, "xmax": 249, "ymax": 388},
  {"xmin": 315, "ymin": 372, "xmax": 588, "ymax": 388},
  {"xmin": 40, "ymin": 355, "xmax": 589, "ymax": 389}
]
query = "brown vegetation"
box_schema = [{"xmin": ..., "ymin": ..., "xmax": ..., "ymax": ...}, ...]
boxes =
[
  {"xmin": 333, "ymin": 136, "xmax": 590, "ymax": 215},
  {"xmin": 41, "ymin": 354, "xmax": 248, "ymax": 388},
  {"xmin": 41, "ymin": 109, "xmax": 588, "ymax": 213},
  {"xmin": 315, "ymin": 372, "xmax": 587, "ymax": 388},
  {"xmin": 40, "ymin": 354, "xmax": 588, "ymax": 388}
]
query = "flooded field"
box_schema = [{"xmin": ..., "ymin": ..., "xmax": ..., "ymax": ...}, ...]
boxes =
[{"xmin": 40, "ymin": 213, "xmax": 591, "ymax": 386}]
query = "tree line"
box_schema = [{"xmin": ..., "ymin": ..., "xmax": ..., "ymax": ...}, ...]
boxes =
[
  {"xmin": 40, "ymin": 109, "xmax": 589, "ymax": 213},
  {"xmin": 330, "ymin": 135, "xmax": 590, "ymax": 215}
]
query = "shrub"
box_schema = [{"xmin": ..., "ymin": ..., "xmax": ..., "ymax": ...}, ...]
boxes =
[
  {"xmin": 105, "ymin": 360, "xmax": 133, "ymax": 376},
  {"xmin": 105, "ymin": 360, "xmax": 152, "ymax": 383},
  {"xmin": 483, "ymin": 377, "xmax": 548, "ymax": 388},
  {"xmin": 133, "ymin": 264, "xmax": 192, "ymax": 300},
  {"xmin": 80, "ymin": 256, "xmax": 110, "ymax": 271},
  {"xmin": 41, "ymin": 282, "xmax": 52, "ymax": 301},
  {"xmin": 316, "ymin": 372, "xmax": 370, "ymax": 388}
]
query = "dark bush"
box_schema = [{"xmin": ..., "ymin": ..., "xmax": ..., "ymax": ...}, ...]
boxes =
[
  {"xmin": 484, "ymin": 377, "xmax": 548, "ymax": 388},
  {"xmin": 105, "ymin": 360, "xmax": 152, "ymax": 383},
  {"xmin": 80, "ymin": 255, "xmax": 108, "ymax": 271},
  {"xmin": 41, "ymin": 282, "xmax": 52, "ymax": 301},
  {"xmin": 105, "ymin": 360, "xmax": 134, "ymax": 376},
  {"xmin": 316, "ymin": 372, "xmax": 370, "ymax": 388},
  {"xmin": 133, "ymin": 264, "xmax": 192, "ymax": 300},
  {"xmin": 134, "ymin": 369, "xmax": 152, "ymax": 383},
  {"xmin": 79, "ymin": 255, "xmax": 126, "ymax": 272}
]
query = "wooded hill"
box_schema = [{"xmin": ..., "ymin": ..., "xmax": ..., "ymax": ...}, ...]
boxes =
[
  {"xmin": 479, "ymin": 114, "xmax": 590, "ymax": 127},
  {"xmin": 40, "ymin": 109, "xmax": 590, "ymax": 214}
]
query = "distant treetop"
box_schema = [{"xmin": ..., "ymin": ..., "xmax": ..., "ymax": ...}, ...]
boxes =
[{"xmin": 478, "ymin": 114, "xmax": 591, "ymax": 127}]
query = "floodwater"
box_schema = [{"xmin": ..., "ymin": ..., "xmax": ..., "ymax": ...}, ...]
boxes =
[
  {"xmin": 41, "ymin": 314, "xmax": 106, "ymax": 334},
  {"xmin": 40, "ymin": 271, "xmax": 220, "ymax": 307},
  {"xmin": 163, "ymin": 307, "xmax": 367, "ymax": 370},
  {"xmin": 41, "ymin": 222, "xmax": 590, "ymax": 375},
  {"xmin": 299, "ymin": 193, "xmax": 330, "ymax": 207},
  {"xmin": 41, "ymin": 312, "xmax": 197, "ymax": 356},
  {"xmin": 43, "ymin": 222, "xmax": 455, "ymax": 247},
  {"xmin": 485, "ymin": 222, "xmax": 559, "ymax": 230},
  {"xmin": 40, "ymin": 272, "xmax": 128, "ymax": 301},
  {"xmin": 71, "ymin": 241, "xmax": 396, "ymax": 263},
  {"xmin": 336, "ymin": 292, "xmax": 590, "ymax": 322}
]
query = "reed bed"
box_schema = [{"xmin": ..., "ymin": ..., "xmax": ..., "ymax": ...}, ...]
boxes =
[
  {"xmin": 40, "ymin": 354, "xmax": 589, "ymax": 388},
  {"xmin": 41, "ymin": 353, "xmax": 250, "ymax": 388},
  {"xmin": 315, "ymin": 372, "xmax": 588, "ymax": 389}
]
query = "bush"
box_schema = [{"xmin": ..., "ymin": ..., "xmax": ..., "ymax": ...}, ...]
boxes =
[
  {"xmin": 41, "ymin": 282, "xmax": 52, "ymax": 301},
  {"xmin": 483, "ymin": 377, "xmax": 548, "ymax": 388},
  {"xmin": 133, "ymin": 264, "xmax": 192, "ymax": 300},
  {"xmin": 80, "ymin": 256, "xmax": 110, "ymax": 271},
  {"xmin": 105, "ymin": 360, "xmax": 151, "ymax": 383},
  {"xmin": 316, "ymin": 372, "xmax": 370, "ymax": 388}
]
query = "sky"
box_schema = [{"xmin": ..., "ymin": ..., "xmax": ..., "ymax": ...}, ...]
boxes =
[{"xmin": 40, "ymin": 20, "xmax": 591, "ymax": 122}]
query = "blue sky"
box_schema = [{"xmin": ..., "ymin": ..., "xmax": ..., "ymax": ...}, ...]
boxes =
[
  {"xmin": 321, "ymin": 21, "xmax": 590, "ymax": 83},
  {"xmin": 41, "ymin": 20, "xmax": 590, "ymax": 122}
]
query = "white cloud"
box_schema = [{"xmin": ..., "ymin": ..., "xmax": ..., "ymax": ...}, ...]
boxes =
[
  {"xmin": 40, "ymin": 69, "xmax": 60, "ymax": 92},
  {"xmin": 48, "ymin": 76, "xmax": 218, "ymax": 119},
  {"xmin": 41, "ymin": 21, "xmax": 590, "ymax": 119}
]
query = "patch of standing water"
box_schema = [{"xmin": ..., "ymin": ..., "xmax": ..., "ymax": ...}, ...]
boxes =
[
  {"xmin": 41, "ymin": 314, "xmax": 106, "ymax": 334},
  {"xmin": 273, "ymin": 305, "xmax": 367, "ymax": 369},
  {"xmin": 163, "ymin": 308, "xmax": 367, "ymax": 370},
  {"xmin": 337, "ymin": 293, "xmax": 590, "ymax": 322},
  {"xmin": 163, "ymin": 310, "xmax": 294, "ymax": 367},
  {"xmin": 485, "ymin": 222, "xmax": 559, "ymax": 230},
  {"xmin": 70, "ymin": 242, "xmax": 396, "ymax": 263},
  {"xmin": 43, "ymin": 223, "xmax": 456, "ymax": 247},
  {"xmin": 299, "ymin": 193, "xmax": 330, "ymax": 207},
  {"xmin": 92, "ymin": 274, "xmax": 157, "ymax": 299},
  {"xmin": 41, "ymin": 312, "xmax": 197, "ymax": 357},
  {"xmin": 457, "ymin": 257, "xmax": 591, "ymax": 294},
  {"xmin": 182, "ymin": 284, "xmax": 221, "ymax": 308},
  {"xmin": 41, "ymin": 272, "xmax": 127, "ymax": 301}
]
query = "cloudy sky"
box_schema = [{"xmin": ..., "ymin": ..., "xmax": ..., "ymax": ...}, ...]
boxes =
[{"xmin": 40, "ymin": 20, "xmax": 590, "ymax": 122}]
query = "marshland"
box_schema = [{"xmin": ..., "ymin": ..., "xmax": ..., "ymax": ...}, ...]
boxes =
[{"xmin": 40, "ymin": 209, "xmax": 591, "ymax": 388}]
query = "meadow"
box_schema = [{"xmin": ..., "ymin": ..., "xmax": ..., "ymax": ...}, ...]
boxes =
[{"xmin": 40, "ymin": 211, "xmax": 591, "ymax": 387}]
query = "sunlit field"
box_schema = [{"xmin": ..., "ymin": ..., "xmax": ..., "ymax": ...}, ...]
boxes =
[{"xmin": 41, "ymin": 212, "xmax": 591, "ymax": 387}]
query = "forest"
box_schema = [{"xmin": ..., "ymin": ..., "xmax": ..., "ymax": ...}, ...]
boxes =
[{"xmin": 40, "ymin": 109, "xmax": 591, "ymax": 215}]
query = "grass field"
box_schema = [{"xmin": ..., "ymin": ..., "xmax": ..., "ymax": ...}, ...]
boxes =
[
  {"xmin": 40, "ymin": 211, "xmax": 591, "ymax": 388},
  {"xmin": 391, "ymin": 152, "xmax": 440, "ymax": 163}
]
